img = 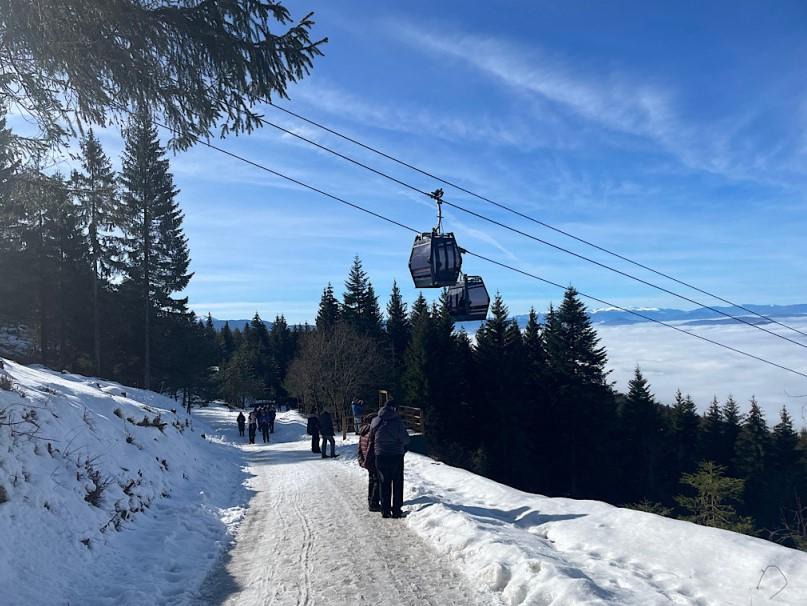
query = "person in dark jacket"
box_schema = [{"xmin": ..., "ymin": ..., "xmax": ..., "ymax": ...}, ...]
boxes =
[
  {"xmin": 236, "ymin": 411, "xmax": 246, "ymax": 437},
  {"xmin": 306, "ymin": 412, "xmax": 321, "ymax": 453},
  {"xmin": 357, "ymin": 423, "xmax": 381, "ymax": 512},
  {"xmin": 259, "ymin": 407, "xmax": 270, "ymax": 443},
  {"xmin": 318, "ymin": 408, "xmax": 337, "ymax": 458},
  {"xmin": 268, "ymin": 405, "xmax": 277, "ymax": 433},
  {"xmin": 247, "ymin": 410, "xmax": 258, "ymax": 444},
  {"xmin": 370, "ymin": 400, "xmax": 410, "ymax": 518}
]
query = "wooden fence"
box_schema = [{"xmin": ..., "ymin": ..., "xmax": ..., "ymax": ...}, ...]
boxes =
[{"xmin": 359, "ymin": 405, "xmax": 425, "ymax": 435}]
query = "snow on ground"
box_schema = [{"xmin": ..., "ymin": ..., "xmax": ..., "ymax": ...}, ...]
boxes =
[
  {"xmin": 0, "ymin": 359, "xmax": 248, "ymax": 605},
  {"xmin": 4, "ymin": 358, "xmax": 807, "ymax": 606},
  {"xmin": 191, "ymin": 412, "xmax": 494, "ymax": 606}
]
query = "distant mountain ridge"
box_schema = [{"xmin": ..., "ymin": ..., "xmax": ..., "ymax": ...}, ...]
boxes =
[{"xmin": 514, "ymin": 303, "xmax": 807, "ymax": 328}]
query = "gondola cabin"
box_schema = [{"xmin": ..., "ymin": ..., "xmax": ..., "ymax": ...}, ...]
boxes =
[
  {"xmin": 409, "ymin": 231, "xmax": 463, "ymax": 288},
  {"xmin": 447, "ymin": 275, "xmax": 490, "ymax": 322}
]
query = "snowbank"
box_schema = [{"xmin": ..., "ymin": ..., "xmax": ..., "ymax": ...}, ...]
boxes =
[
  {"xmin": 401, "ymin": 453, "xmax": 807, "ymax": 605},
  {"xmin": 321, "ymin": 424, "xmax": 807, "ymax": 605},
  {"xmin": 0, "ymin": 359, "xmax": 249, "ymax": 605}
]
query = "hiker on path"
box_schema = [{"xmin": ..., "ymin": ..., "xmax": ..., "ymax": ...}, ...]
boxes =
[
  {"xmin": 357, "ymin": 422, "xmax": 381, "ymax": 512},
  {"xmin": 370, "ymin": 399, "xmax": 410, "ymax": 518},
  {"xmin": 247, "ymin": 410, "xmax": 258, "ymax": 444},
  {"xmin": 319, "ymin": 408, "xmax": 336, "ymax": 459},
  {"xmin": 237, "ymin": 411, "xmax": 246, "ymax": 437},
  {"xmin": 307, "ymin": 412, "xmax": 321, "ymax": 453},
  {"xmin": 259, "ymin": 407, "xmax": 270, "ymax": 443},
  {"xmin": 351, "ymin": 398, "xmax": 364, "ymax": 434}
]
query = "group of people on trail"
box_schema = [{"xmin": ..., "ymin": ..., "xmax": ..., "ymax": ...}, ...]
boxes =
[
  {"xmin": 306, "ymin": 408, "xmax": 337, "ymax": 458},
  {"xmin": 357, "ymin": 399, "xmax": 410, "ymax": 519},
  {"xmin": 236, "ymin": 405, "xmax": 276, "ymax": 444}
]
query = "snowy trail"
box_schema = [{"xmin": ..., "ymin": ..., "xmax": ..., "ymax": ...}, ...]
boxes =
[{"xmin": 191, "ymin": 412, "xmax": 495, "ymax": 606}]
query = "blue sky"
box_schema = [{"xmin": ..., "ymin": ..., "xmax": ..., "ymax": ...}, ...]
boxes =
[{"xmin": 17, "ymin": 1, "xmax": 807, "ymax": 325}]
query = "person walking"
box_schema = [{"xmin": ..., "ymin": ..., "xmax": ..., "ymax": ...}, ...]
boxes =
[
  {"xmin": 357, "ymin": 422, "xmax": 381, "ymax": 512},
  {"xmin": 319, "ymin": 408, "xmax": 337, "ymax": 458},
  {"xmin": 306, "ymin": 412, "xmax": 321, "ymax": 453},
  {"xmin": 268, "ymin": 405, "xmax": 277, "ymax": 433},
  {"xmin": 247, "ymin": 410, "xmax": 258, "ymax": 444},
  {"xmin": 236, "ymin": 411, "xmax": 246, "ymax": 437},
  {"xmin": 351, "ymin": 398, "xmax": 364, "ymax": 434},
  {"xmin": 259, "ymin": 407, "xmax": 270, "ymax": 443},
  {"xmin": 370, "ymin": 399, "xmax": 410, "ymax": 518}
]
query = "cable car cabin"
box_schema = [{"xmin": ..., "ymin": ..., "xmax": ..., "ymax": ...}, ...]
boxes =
[
  {"xmin": 447, "ymin": 275, "xmax": 490, "ymax": 322},
  {"xmin": 409, "ymin": 232, "xmax": 463, "ymax": 288}
]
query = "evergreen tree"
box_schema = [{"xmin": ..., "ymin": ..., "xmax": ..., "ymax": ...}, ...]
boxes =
[
  {"xmin": 315, "ymin": 282, "xmax": 339, "ymax": 331},
  {"xmin": 270, "ymin": 314, "xmax": 294, "ymax": 397},
  {"xmin": 619, "ymin": 367, "xmax": 663, "ymax": 502},
  {"xmin": 675, "ymin": 461, "xmax": 753, "ymax": 533},
  {"xmin": 219, "ymin": 320, "xmax": 235, "ymax": 360},
  {"xmin": 671, "ymin": 390, "xmax": 700, "ymax": 476},
  {"xmin": 721, "ymin": 395, "xmax": 743, "ymax": 475},
  {"xmin": 473, "ymin": 293, "xmax": 527, "ymax": 486},
  {"xmin": 542, "ymin": 288, "xmax": 615, "ymax": 498},
  {"xmin": 118, "ymin": 107, "xmax": 191, "ymax": 388},
  {"xmin": 341, "ymin": 256, "xmax": 382, "ymax": 336},
  {"xmin": 385, "ymin": 280, "xmax": 410, "ymax": 390},
  {"xmin": 700, "ymin": 397, "xmax": 725, "ymax": 465},
  {"xmin": 72, "ymin": 129, "xmax": 119, "ymax": 375},
  {"xmin": 734, "ymin": 398, "xmax": 770, "ymax": 523}
]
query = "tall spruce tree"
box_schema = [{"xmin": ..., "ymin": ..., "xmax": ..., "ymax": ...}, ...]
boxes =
[
  {"xmin": 721, "ymin": 395, "xmax": 743, "ymax": 475},
  {"xmin": 671, "ymin": 390, "xmax": 701, "ymax": 476},
  {"xmin": 341, "ymin": 256, "xmax": 382, "ymax": 336},
  {"xmin": 316, "ymin": 282, "xmax": 339, "ymax": 331},
  {"xmin": 734, "ymin": 398, "xmax": 769, "ymax": 523},
  {"xmin": 543, "ymin": 288, "xmax": 615, "ymax": 498},
  {"xmin": 700, "ymin": 397, "xmax": 725, "ymax": 465},
  {"xmin": 119, "ymin": 107, "xmax": 191, "ymax": 389},
  {"xmin": 620, "ymin": 367, "xmax": 663, "ymax": 502},
  {"xmin": 385, "ymin": 281, "xmax": 410, "ymax": 391},
  {"xmin": 72, "ymin": 129, "xmax": 119, "ymax": 375}
]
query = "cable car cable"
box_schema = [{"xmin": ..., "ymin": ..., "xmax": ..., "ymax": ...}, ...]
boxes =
[
  {"xmin": 265, "ymin": 102, "xmax": 807, "ymax": 341},
  {"xmin": 250, "ymin": 112, "xmax": 807, "ymax": 351},
  {"xmin": 141, "ymin": 112, "xmax": 807, "ymax": 381}
]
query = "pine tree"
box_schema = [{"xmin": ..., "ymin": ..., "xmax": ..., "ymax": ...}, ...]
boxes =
[
  {"xmin": 700, "ymin": 397, "xmax": 724, "ymax": 465},
  {"xmin": 219, "ymin": 320, "xmax": 235, "ymax": 360},
  {"xmin": 118, "ymin": 107, "xmax": 191, "ymax": 388},
  {"xmin": 316, "ymin": 283, "xmax": 339, "ymax": 331},
  {"xmin": 721, "ymin": 395, "xmax": 743, "ymax": 475},
  {"xmin": 620, "ymin": 367, "xmax": 663, "ymax": 502},
  {"xmin": 675, "ymin": 461, "xmax": 753, "ymax": 533},
  {"xmin": 546, "ymin": 287, "xmax": 608, "ymax": 385},
  {"xmin": 542, "ymin": 288, "xmax": 615, "ymax": 498},
  {"xmin": 270, "ymin": 314, "xmax": 294, "ymax": 397},
  {"xmin": 473, "ymin": 293, "xmax": 527, "ymax": 486},
  {"xmin": 734, "ymin": 398, "xmax": 770, "ymax": 524},
  {"xmin": 72, "ymin": 129, "xmax": 119, "ymax": 375},
  {"xmin": 340, "ymin": 256, "xmax": 382, "ymax": 336},
  {"xmin": 671, "ymin": 390, "xmax": 700, "ymax": 475},
  {"xmin": 385, "ymin": 280, "xmax": 410, "ymax": 390}
]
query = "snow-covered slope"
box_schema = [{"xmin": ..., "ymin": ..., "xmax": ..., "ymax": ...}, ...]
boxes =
[
  {"xmin": 400, "ymin": 454, "xmax": 807, "ymax": 605},
  {"xmin": 3, "ymin": 359, "xmax": 807, "ymax": 605},
  {"xmin": 0, "ymin": 359, "xmax": 248, "ymax": 605}
]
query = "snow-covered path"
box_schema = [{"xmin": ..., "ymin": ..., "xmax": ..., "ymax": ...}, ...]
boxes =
[{"xmin": 191, "ymin": 412, "xmax": 494, "ymax": 606}]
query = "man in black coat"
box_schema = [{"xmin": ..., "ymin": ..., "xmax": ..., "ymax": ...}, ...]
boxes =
[
  {"xmin": 319, "ymin": 408, "xmax": 336, "ymax": 458},
  {"xmin": 236, "ymin": 411, "xmax": 246, "ymax": 437},
  {"xmin": 370, "ymin": 400, "xmax": 410, "ymax": 518},
  {"xmin": 306, "ymin": 412, "xmax": 321, "ymax": 453}
]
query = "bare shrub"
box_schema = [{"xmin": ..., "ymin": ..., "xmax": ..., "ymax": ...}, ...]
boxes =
[{"xmin": 0, "ymin": 484, "xmax": 8, "ymax": 504}]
